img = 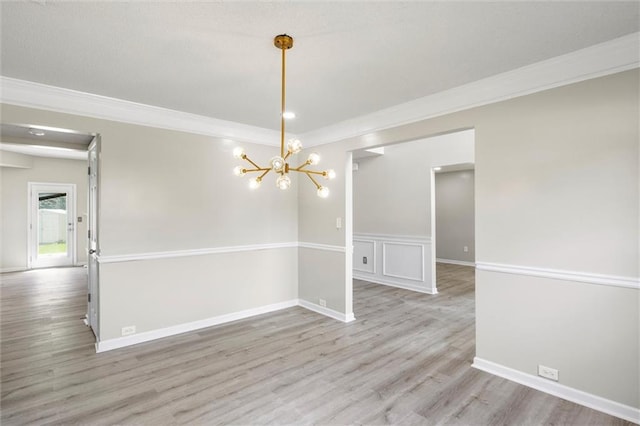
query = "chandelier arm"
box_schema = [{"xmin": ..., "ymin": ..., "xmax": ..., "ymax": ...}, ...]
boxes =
[
  {"xmin": 244, "ymin": 167, "xmax": 271, "ymax": 173},
  {"xmin": 304, "ymin": 172, "xmax": 322, "ymax": 190},
  {"xmin": 291, "ymin": 161, "xmax": 311, "ymax": 171},
  {"xmin": 243, "ymin": 156, "xmax": 262, "ymax": 169},
  {"xmin": 283, "ymin": 151, "xmax": 291, "ymax": 161},
  {"xmin": 294, "ymin": 169, "xmax": 326, "ymax": 176},
  {"xmin": 258, "ymin": 169, "xmax": 271, "ymax": 180}
]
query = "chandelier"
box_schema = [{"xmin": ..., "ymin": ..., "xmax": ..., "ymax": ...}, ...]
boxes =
[{"xmin": 233, "ymin": 34, "xmax": 335, "ymax": 198}]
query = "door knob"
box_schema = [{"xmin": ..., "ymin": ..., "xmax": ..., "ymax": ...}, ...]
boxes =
[{"xmin": 89, "ymin": 249, "xmax": 96, "ymax": 254}]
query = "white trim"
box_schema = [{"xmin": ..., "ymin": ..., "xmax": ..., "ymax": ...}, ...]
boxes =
[
  {"xmin": 353, "ymin": 232, "xmax": 431, "ymax": 244},
  {"xmin": 298, "ymin": 299, "xmax": 356, "ymax": 323},
  {"xmin": 97, "ymin": 242, "xmax": 298, "ymax": 264},
  {"xmin": 382, "ymin": 242, "xmax": 425, "ymax": 282},
  {"xmin": 476, "ymin": 262, "xmax": 640, "ymax": 290},
  {"xmin": 472, "ymin": 357, "xmax": 640, "ymax": 424},
  {"xmin": 298, "ymin": 242, "xmax": 346, "ymax": 253},
  {"xmin": 436, "ymin": 258, "xmax": 476, "ymax": 267},
  {"xmin": 354, "ymin": 273, "xmax": 437, "ymax": 295},
  {"xmin": 96, "ymin": 298, "xmax": 356, "ymax": 353},
  {"xmin": 96, "ymin": 299, "xmax": 299, "ymax": 352},
  {"xmin": 0, "ymin": 77, "xmax": 281, "ymax": 146},
  {"xmin": 0, "ymin": 267, "xmax": 26, "ymax": 273},
  {"xmin": 344, "ymin": 152, "xmax": 355, "ymax": 324},
  {"xmin": 3, "ymin": 34, "xmax": 635, "ymax": 148},
  {"xmin": 300, "ymin": 33, "xmax": 640, "ymax": 147},
  {"xmin": 352, "ymin": 239, "xmax": 376, "ymax": 274}
]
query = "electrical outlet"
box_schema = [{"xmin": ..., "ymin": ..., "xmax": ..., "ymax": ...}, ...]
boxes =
[
  {"xmin": 538, "ymin": 364, "xmax": 559, "ymax": 381},
  {"xmin": 121, "ymin": 325, "xmax": 136, "ymax": 336},
  {"xmin": 463, "ymin": 246, "xmax": 469, "ymax": 252},
  {"xmin": 319, "ymin": 299, "xmax": 327, "ymax": 307},
  {"xmin": 363, "ymin": 256, "xmax": 368, "ymax": 264}
]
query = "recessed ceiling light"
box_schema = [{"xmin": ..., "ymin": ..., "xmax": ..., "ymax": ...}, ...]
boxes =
[
  {"xmin": 282, "ymin": 111, "xmax": 296, "ymax": 119},
  {"xmin": 433, "ymin": 166, "xmax": 442, "ymax": 171},
  {"xmin": 28, "ymin": 128, "xmax": 46, "ymax": 136}
]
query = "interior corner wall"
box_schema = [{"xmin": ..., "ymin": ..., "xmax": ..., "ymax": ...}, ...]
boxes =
[
  {"xmin": 297, "ymin": 143, "xmax": 351, "ymax": 317},
  {"xmin": 1, "ymin": 155, "xmax": 88, "ymax": 271},
  {"xmin": 297, "ymin": 69, "xmax": 639, "ymax": 411},
  {"xmin": 0, "ymin": 103, "xmax": 299, "ymax": 343},
  {"xmin": 435, "ymin": 170, "xmax": 475, "ymax": 263}
]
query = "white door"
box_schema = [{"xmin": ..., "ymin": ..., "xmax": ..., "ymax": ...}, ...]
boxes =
[
  {"xmin": 29, "ymin": 183, "xmax": 76, "ymax": 269},
  {"xmin": 87, "ymin": 136, "xmax": 100, "ymax": 337}
]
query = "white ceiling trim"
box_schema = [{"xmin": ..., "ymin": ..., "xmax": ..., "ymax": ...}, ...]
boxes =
[
  {"xmin": 0, "ymin": 77, "xmax": 282, "ymax": 146},
  {"xmin": 300, "ymin": 32, "xmax": 640, "ymax": 147},
  {"xmin": 1, "ymin": 32, "xmax": 638, "ymax": 148}
]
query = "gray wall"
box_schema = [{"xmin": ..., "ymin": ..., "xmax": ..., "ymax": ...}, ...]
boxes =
[
  {"xmin": 1, "ymin": 104, "xmax": 299, "ymax": 341},
  {"xmin": 298, "ymin": 69, "xmax": 639, "ymax": 409},
  {"xmin": 353, "ymin": 130, "xmax": 474, "ymax": 237},
  {"xmin": 1, "ymin": 154, "xmax": 88, "ymax": 270},
  {"xmin": 435, "ymin": 170, "xmax": 475, "ymax": 263}
]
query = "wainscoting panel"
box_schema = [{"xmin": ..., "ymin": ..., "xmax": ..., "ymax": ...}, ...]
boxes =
[
  {"xmin": 353, "ymin": 233, "xmax": 436, "ymax": 294},
  {"xmin": 353, "ymin": 239, "xmax": 376, "ymax": 274},
  {"xmin": 382, "ymin": 242, "xmax": 424, "ymax": 281}
]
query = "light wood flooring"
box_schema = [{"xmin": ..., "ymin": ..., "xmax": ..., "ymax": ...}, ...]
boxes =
[{"xmin": 1, "ymin": 264, "xmax": 632, "ymax": 425}]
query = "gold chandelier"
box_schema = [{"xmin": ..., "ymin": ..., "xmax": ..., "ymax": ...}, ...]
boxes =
[{"xmin": 233, "ymin": 34, "xmax": 335, "ymax": 198}]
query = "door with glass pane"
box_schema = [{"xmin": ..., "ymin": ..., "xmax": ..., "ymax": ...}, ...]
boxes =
[{"xmin": 29, "ymin": 183, "xmax": 76, "ymax": 268}]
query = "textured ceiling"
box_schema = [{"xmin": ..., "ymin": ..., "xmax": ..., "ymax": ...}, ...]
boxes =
[{"xmin": 1, "ymin": 2, "xmax": 639, "ymax": 134}]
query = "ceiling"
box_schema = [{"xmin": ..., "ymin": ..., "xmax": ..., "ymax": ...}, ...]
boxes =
[
  {"xmin": 1, "ymin": 2, "xmax": 639, "ymax": 135},
  {"xmin": 0, "ymin": 123, "xmax": 93, "ymax": 160}
]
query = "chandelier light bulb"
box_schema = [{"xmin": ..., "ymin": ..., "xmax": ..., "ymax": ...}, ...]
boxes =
[
  {"xmin": 324, "ymin": 169, "xmax": 336, "ymax": 180},
  {"xmin": 249, "ymin": 177, "xmax": 262, "ymax": 190},
  {"xmin": 283, "ymin": 111, "xmax": 296, "ymax": 119},
  {"xmin": 308, "ymin": 152, "xmax": 320, "ymax": 165},
  {"xmin": 276, "ymin": 174, "xmax": 291, "ymax": 190},
  {"xmin": 317, "ymin": 186, "xmax": 330, "ymax": 198},
  {"xmin": 288, "ymin": 138, "xmax": 303, "ymax": 154},
  {"xmin": 270, "ymin": 156, "xmax": 285, "ymax": 172},
  {"xmin": 233, "ymin": 147, "xmax": 245, "ymax": 159},
  {"xmin": 233, "ymin": 166, "xmax": 246, "ymax": 177}
]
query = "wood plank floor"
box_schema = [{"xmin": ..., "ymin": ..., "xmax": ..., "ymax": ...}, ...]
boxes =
[{"xmin": 0, "ymin": 264, "xmax": 632, "ymax": 425}]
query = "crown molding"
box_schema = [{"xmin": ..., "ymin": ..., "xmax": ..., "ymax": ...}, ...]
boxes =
[
  {"xmin": 0, "ymin": 77, "xmax": 281, "ymax": 146},
  {"xmin": 300, "ymin": 32, "xmax": 640, "ymax": 147},
  {"xmin": 2, "ymin": 33, "xmax": 638, "ymax": 147}
]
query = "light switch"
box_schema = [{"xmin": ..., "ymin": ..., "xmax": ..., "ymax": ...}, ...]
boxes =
[{"xmin": 336, "ymin": 217, "xmax": 342, "ymax": 229}]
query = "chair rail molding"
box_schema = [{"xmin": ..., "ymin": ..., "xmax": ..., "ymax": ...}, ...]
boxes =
[{"xmin": 476, "ymin": 262, "xmax": 640, "ymax": 290}]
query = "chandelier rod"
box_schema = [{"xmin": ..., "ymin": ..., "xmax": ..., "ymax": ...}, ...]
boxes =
[{"xmin": 280, "ymin": 39, "xmax": 286, "ymax": 159}]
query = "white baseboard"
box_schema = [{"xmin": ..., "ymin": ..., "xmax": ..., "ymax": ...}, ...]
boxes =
[
  {"xmin": 0, "ymin": 267, "xmax": 26, "ymax": 273},
  {"xmin": 472, "ymin": 357, "xmax": 640, "ymax": 424},
  {"xmin": 96, "ymin": 298, "xmax": 357, "ymax": 353},
  {"xmin": 436, "ymin": 258, "xmax": 475, "ymax": 267},
  {"xmin": 354, "ymin": 273, "xmax": 437, "ymax": 295},
  {"xmin": 298, "ymin": 299, "xmax": 356, "ymax": 323},
  {"xmin": 96, "ymin": 299, "xmax": 299, "ymax": 353}
]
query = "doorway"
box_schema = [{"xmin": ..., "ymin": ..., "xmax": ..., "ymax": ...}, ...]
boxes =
[
  {"xmin": 28, "ymin": 182, "xmax": 76, "ymax": 269},
  {"xmin": 351, "ymin": 129, "xmax": 475, "ymax": 296},
  {"xmin": 431, "ymin": 164, "xmax": 476, "ymax": 290}
]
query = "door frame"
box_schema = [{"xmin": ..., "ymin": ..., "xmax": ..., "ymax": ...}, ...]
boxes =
[{"xmin": 27, "ymin": 182, "xmax": 77, "ymax": 269}]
